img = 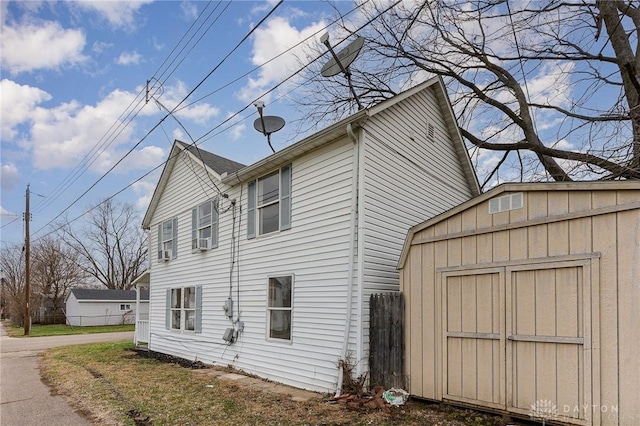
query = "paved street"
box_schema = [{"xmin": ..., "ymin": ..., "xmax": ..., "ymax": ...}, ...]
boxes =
[{"xmin": 0, "ymin": 323, "xmax": 133, "ymax": 426}]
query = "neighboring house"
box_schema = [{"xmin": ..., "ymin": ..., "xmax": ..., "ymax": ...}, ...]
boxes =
[
  {"xmin": 398, "ymin": 181, "xmax": 640, "ymax": 425},
  {"xmin": 137, "ymin": 76, "xmax": 480, "ymax": 393},
  {"xmin": 66, "ymin": 289, "xmax": 149, "ymax": 326}
]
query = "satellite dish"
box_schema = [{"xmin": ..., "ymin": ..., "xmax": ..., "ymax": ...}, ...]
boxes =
[
  {"xmin": 253, "ymin": 116, "xmax": 285, "ymax": 134},
  {"xmin": 253, "ymin": 101, "xmax": 286, "ymax": 153},
  {"xmin": 320, "ymin": 34, "xmax": 365, "ymax": 110},
  {"xmin": 321, "ymin": 36, "xmax": 365, "ymax": 77}
]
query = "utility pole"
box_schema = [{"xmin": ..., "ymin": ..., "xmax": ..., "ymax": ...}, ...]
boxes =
[{"xmin": 24, "ymin": 184, "xmax": 31, "ymax": 335}]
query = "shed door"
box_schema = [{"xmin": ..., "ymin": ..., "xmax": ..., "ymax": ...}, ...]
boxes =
[
  {"xmin": 442, "ymin": 258, "xmax": 596, "ymax": 425},
  {"xmin": 506, "ymin": 262, "xmax": 592, "ymax": 424},
  {"xmin": 442, "ymin": 268, "xmax": 506, "ymax": 409}
]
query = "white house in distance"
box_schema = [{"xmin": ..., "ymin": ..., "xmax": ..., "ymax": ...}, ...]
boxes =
[
  {"xmin": 66, "ymin": 288, "xmax": 149, "ymax": 326},
  {"xmin": 136, "ymin": 76, "xmax": 480, "ymax": 393}
]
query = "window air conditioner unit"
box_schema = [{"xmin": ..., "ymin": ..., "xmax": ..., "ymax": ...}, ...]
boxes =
[
  {"xmin": 197, "ymin": 238, "xmax": 209, "ymax": 251},
  {"xmin": 162, "ymin": 250, "xmax": 171, "ymax": 261}
]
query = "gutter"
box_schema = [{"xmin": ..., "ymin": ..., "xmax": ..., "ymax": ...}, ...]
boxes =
[{"xmin": 335, "ymin": 122, "xmax": 360, "ymax": 397}]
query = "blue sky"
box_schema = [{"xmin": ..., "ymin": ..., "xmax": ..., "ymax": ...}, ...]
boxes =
[{"xmin": 1, "ymin": 0, "xmax": 355, "ymax": 246}]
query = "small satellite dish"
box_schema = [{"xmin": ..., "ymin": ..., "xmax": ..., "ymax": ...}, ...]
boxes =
[
  {"xmin": 253, "ymin": 116, "xmax": 285, "ymax": 134},
  {"xmin": 253, "ymin": 101, "xmax": 285, "ymax": 153},
  {"xmin": 321, "ymin": 36, "xmax": 364, "ymax": 77}
]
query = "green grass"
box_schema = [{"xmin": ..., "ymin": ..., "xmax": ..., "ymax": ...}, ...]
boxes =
[
  {"xmin": 40, "ymin": 342, "xmax": 513, "ymax": 426},
  {"xmin": 6, "ymin": 323, "xmax": 134, "ymax": 337}
]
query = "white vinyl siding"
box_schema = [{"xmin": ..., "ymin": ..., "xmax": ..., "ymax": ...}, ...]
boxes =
[
  {"xmin": 356, "ymin": 87, "xmax": 475, "ymax": 372},
  {"xmin": 147, "ymin": 140, "xmax": 355, "ymax": 392},
  {"xmin": 143, "ymin": 79, "xmax": 478, "ymax": 393}
]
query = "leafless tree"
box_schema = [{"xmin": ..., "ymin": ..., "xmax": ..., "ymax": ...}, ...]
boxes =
[
  {"xmin": 59, "ymin": 199, "xmax": 147, "ymax": 290},
  {"xmin": 31, "ymin": 236, "xmax": 85, "ymax": 312},
  {"xmin": 294, "ymin": 0, "xmax": 640, "ymax": 188},
  {"xmin": 0, "ymin": 242, "xmax": 26, "ymax": 325}
]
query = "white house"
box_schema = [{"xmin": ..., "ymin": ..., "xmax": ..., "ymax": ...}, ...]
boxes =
[
  {"xmin": 136, "ymin": 77, "xmax": 480, "ymax": 393},
  {"xmin": 66, "ymin": 289, "xmax": 149, "ymax": 326}
]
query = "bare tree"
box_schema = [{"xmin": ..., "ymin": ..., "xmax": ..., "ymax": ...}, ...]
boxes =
[
  {"xmin": 31, "ymin": 236, "xmax": 85, "ymax": 312},
  {"xmin": 59, "ymin": 199, "xmax": 147, "ymax": 290},
  {"xmin": 0, "ymin": 243, "xmax": 26, "ymax": 325},
  {"xmin": 294, "ymin": 0, "xmax": 640, "ymax": 187}
]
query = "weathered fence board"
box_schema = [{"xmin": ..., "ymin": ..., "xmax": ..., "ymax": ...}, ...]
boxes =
[{"xmin": 369, "ymin": 292, "xmax": 405, "ymax": 390}]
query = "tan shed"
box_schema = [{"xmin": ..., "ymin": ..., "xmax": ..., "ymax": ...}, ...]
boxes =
[{"xmin": 398, "ymin": 181, "xmax": 640, "ymax": 425}]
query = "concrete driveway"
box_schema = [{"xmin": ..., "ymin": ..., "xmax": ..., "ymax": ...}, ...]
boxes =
[{"xmin": 0, "ymin": 323, "xmax": 133, "ymax": 426}]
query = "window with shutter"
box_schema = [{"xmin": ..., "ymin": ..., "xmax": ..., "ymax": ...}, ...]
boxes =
[{"xmin": 247, "ymin": 164, "xmax": 292, "ymax": 238}]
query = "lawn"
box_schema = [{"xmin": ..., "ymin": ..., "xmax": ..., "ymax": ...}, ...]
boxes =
[
  {"xmin": 6, "ymin": 322, "xmax": 134, "ymax": 337},
  {"xmin": 40, "ymin": 341, "xmax": 513, "ymax": 426}
]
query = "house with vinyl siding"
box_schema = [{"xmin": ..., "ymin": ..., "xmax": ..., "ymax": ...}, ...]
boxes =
[{"xmin": 136, "ymin": 76, "xmax": 480, "ymax": 393}]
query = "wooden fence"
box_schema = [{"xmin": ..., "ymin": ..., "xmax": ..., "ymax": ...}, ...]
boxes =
[{"xmin": 369, "ymin": 292, "xmax": 405, "ymax": 390}]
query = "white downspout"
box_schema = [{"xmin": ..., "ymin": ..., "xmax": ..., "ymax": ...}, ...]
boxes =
[{"xmin": 335, "ymin": 122, "xmax": 360, "ymax": 397}]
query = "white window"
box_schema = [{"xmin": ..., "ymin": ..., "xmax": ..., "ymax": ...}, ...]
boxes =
[
  {"xmin": 157, "ymin": 218, "xmax": 177, "ymax": 261},
  {"xmin": 267, "ymin": 275, "xmax": 292, "ymax": 341},
  {"xmin": 192, "ymin": 199, "xmax": 219, "ymax": 251},
  {"xmin": 120, "ymin": 304, "xmax": 131, "ymax": 311},
  {"xmin": 247, "ymin": 165, "xmax": 291, "ymax": 238},
  {"xmin": 167, "ymin": 286, "xmax": 201, "ymax": 333}
]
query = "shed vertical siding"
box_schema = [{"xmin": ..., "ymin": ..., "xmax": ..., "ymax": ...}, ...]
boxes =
[
  {"xmin": 147, "ymin": 138, "xmax": 357, "ymax": 392},
  {"xmin": 400, "ymin": 183, "xmax": 640, "ymax": 425}
]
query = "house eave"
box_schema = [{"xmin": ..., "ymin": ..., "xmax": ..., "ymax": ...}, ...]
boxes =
[{"xmin": 222, "ymin": 110, "xmax": 368, "ymax": 185}]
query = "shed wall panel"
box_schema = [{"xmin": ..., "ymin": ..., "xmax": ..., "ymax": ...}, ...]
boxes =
[{"xmin": 401, "ymin": 185, "xmax": 640, "ymax": 425}]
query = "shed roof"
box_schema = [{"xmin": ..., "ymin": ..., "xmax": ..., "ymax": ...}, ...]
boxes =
[
  {"xmin": 69, "ymin": 288, "xmax": 149, "ymax": 302},
  {"xmin": 397, "ymin": 180, "xmax": 640, "ymax": 269}
]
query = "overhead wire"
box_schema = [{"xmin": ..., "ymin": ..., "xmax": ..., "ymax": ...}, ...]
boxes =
[
  {"xmin": 31, "ymin": 0, "xmax": 397, "ymax": 241},
  {"xmin": 30, "ymin": 1, "xmax": 284, "ymax": 239},
  {"xmin": 31, "ymin": 1, "xmax": 228, "ymax": 215}
]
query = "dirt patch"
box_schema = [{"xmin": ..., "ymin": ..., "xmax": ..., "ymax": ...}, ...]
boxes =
[{"xmin": 129, "ymin": 347, "xmax": 210, "ymax": 369}]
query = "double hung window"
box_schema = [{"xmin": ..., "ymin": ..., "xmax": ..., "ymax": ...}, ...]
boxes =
[
  {"xmin": 166, "ymin": 286, "xmax": 202, "ymax": 333},
  {"xmin": 192, "ymin": 199, "xmax": 219, "ymax": 250},
  {"xmin": 157, "ymin": 218, "xmax": 177, "ymax": 261},
  {"xmin": 267, "ymin": 275, "xmax": 293, "ymax": 341},
  {"xmin": 247, "ymin": 164, "xmax": 291, "ymax": 238}
]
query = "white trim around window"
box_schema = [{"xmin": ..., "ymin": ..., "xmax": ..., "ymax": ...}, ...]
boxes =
[
  {"xmin": 266, "ymin": 274, "xmax": 293, "ymax": 342},
  {"xmin": 166, "ymin": 286, "xmax": 202, "ymax": 333},
  {"xmin": 157, "ymin": 217, "xmax": 178, "ymax": 261},
  {"xmin": 191, "ymin": 198, "xmax": 219, "ymax": 251},
  {"xmin": 247, "ymin": 164, "xmax": 292, "ymax": 239}
]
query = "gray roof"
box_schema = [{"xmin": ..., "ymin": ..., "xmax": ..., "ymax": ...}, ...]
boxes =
[
  {"xmin": 70, "ymin": 288, "xmax": 149, "ymax": 301},
  {"xmin": 176, "ymin": 140, "xmax": 245, "ymax": 175}
]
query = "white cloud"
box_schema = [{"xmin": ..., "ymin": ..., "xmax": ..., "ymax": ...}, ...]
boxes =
[
  {"xmin": 158, "ymin": 81, "xmax": 220, "ymax": 125},
  {"xmin": 229, "ymin": 122, "xmax": 246, "ymax": 141},
  {"xmin": 0, "ymin": 19, "xmax": 87, "ymax": 74},
  {"xmin": 0, "ymin": 79, "xmax": 52, "ymax": 140},
  {"xmin": 69, "ymin": 0, "xmax": 153, "ymax": 30},
  {"xmin": 180, "ymin": 1, "xmax": 198, "ymax": 21},
  {"xmin": 115, "ymin": 145, "xmax": 166, "ymax": 174},
  {"xmin": 131, "ymin": 179, "xmax": 158, "ymax": 211},
  {"xmin": 0, "ymin": 163, "xmax": 20, "ymax": 191},
  {"xmin": 92, "ymin": 41, "xmax": 113, "ymax": 53},
  {"xmin": 237, "ymin": 16, "xmax": 326, "ymax": 103},
  {"xmin": 0, "ymin": 205, "xmax": 18, "ymax": 219},
  {"xmin": 116, "ymin": 51, "xmax": 143, "ymax": 66},
  {"xmin": 28, "ymin": 88, "xmax": 157, "ymax": 171}
]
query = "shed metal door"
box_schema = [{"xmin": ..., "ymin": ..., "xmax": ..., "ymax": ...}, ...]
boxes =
[{"xmin": 441, "ymin": 258, "xmax": 596, "ymax": 425}]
